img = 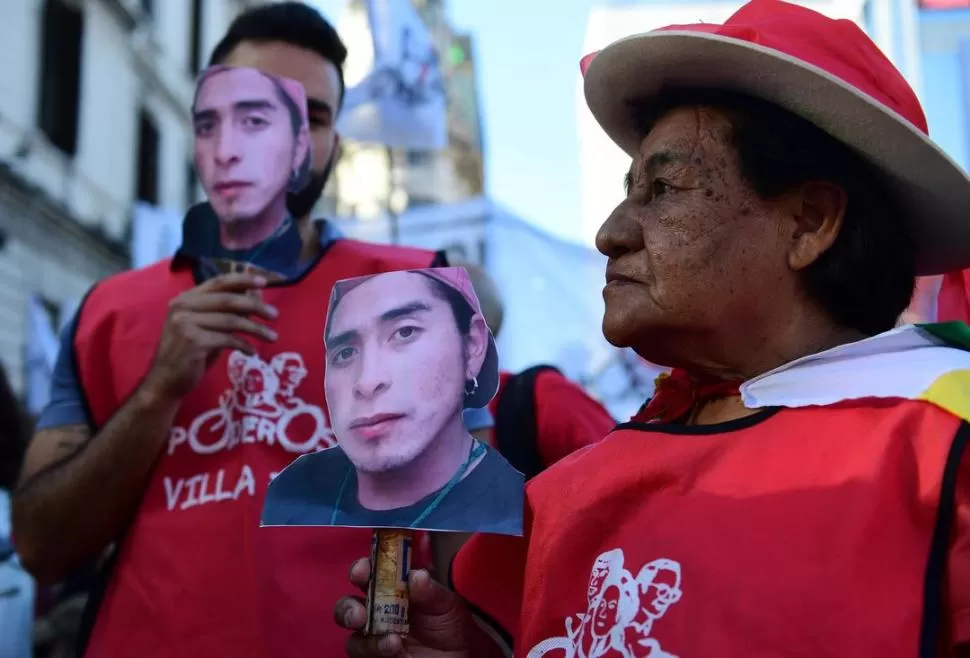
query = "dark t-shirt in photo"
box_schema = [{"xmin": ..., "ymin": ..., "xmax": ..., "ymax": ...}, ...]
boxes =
[{"xmin": 261, "ymin": 442, "xmax": 524, "ymax": 536}]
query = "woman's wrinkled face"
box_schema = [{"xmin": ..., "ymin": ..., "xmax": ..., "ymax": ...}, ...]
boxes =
[{"xmin": 595, "ymin": 105, "xmax": 792, "ymax": 365}]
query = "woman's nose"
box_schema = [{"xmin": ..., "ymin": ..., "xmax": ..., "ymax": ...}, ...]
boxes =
[{"xmin": 596, "ymin": 201, "xmax": 640, "ymax": 259}]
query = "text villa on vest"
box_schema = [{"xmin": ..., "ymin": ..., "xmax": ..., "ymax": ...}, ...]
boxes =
[{"xmin": 164, "ymin": 350, "xmax": 332, "ymax": 513}]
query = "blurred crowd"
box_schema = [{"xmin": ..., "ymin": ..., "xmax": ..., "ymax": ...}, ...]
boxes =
[{"xmin": 0, "ymin": 363, "xmax": 85, "ymax": 658}]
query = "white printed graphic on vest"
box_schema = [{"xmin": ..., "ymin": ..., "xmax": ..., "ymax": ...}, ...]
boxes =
[
  {"xmin": 528, "ymin": 549, "xmax": 682, "ymax": 658},
  {"xmin": 167, "ymin": 351, "xmax": 334, "ymax": 457},
  {"xmin": 162, "ymin": 351, "xmax": 335, "ymax": 512}
]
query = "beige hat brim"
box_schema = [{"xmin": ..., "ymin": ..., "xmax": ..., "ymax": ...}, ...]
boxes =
[{"xmin": 584, "ymin": 30, "xmax": 970, "ymax": 276}]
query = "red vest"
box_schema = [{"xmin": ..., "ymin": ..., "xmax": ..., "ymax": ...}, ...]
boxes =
[
  {"xmin": 74, "ymin": 239, "xmax": 437, "ymax": 658},
  {"xmin": 453, "ymin": 400, "xmax": 969, "ymax": 657},
  {"xmin": 938, "ymin": 270, "xmax": 970, "ymax": 324}
]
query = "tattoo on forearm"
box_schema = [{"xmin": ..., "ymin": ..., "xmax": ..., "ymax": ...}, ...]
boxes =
[
  {"xmin": 56, "ymin": 438, "xmax": 85, "ymax": 456},
  {"xmin": 52, "ymin": 425, "xmax": 90, "ymax": 456},
  {"xmin": 16, "ymin": 425, "xmax": 92, "ymax": 492}
]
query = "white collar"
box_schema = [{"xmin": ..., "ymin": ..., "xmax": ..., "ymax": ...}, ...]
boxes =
[{"xmin": 739, "ymin": 324, "xmax": 970, "ymax": 409}]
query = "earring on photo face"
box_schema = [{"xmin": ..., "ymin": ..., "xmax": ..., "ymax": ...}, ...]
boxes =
[{"xmin": 464, "ymin": 376, "xmax": 479, "ymax": 397}]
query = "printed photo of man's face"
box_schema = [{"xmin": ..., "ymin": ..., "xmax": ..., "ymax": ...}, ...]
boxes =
[
  {"xmin": 260, "ymin": 268, "xmax": 523, "ymax": 536},
  {"xmin": 324, "ymin": 270, "xmax": 491, "ymax": 474},
  {"xmin": 192, "ymin": 66, "xmax": 311, "ymax": 230}
]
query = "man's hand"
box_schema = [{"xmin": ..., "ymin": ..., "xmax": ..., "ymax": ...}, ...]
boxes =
[
  {"xmin": 13, "ymin": 273, "xmax": 280, "ymax": 584},
  {"xmin": 144, "ymin": 273, "xmax": 279, "ymax": 400},
  {"xmin": 335, "ymin": 558, "xmax": 490, "ymax": 658}
]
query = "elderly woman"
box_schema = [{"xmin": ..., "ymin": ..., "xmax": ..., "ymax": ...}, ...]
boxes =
[{"xmin": 333, "ymin": 2, "xmax": 970, "ymax": 656}]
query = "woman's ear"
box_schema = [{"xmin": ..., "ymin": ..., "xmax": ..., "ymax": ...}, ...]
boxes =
[
  {"xmin": 786, "ymin": 180, "xmax": 846, "ymax": 271},
  {"xmin": 464, "ymin": 314, "xmax": 490, "ymax": 379}
]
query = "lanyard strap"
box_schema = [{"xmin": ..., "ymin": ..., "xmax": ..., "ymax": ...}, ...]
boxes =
[{"xmin": 331, "ymin": 439, "xmax": 486, "ymax": 528}]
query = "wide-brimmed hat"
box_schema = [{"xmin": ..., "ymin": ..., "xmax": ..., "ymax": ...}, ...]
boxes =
[
  {"xmin": 327, "ymin": 267, "xmax": 500, "ymax": 409},
  {"xmin": 581, "ymin": 0, "xmax": 970, "ymax": 276}
]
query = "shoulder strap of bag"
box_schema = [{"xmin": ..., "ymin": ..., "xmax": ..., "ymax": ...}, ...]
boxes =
[{"xmin": 494, "ymin": 365, "xmax": 560, "ymax": 480}]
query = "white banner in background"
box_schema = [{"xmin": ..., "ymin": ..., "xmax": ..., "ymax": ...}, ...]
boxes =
[
  {"xmin": 131, "ymin": 202, "xmax": 182, "ymax": 270},
  {"xmin": 337, "ymin": 0, "xmax": 448, "ymax": 150}
]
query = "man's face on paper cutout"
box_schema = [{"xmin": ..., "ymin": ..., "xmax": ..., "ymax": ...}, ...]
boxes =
[
  {"xmin": 217, "ymin": 40, "xmax": 342, "ymax": 220},
  {"xmin": 193, "ymin": 66, "xmax": 310, "ymax": 228},
  {"xmin": 324, "ymin": 271, "xmax": 489, "ymax": 474}
]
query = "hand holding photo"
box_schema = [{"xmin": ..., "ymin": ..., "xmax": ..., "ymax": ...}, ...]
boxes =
[
  {"xmin": 190, "ymin": 65, "xmax": 311, "ymax": 272},
  {"xmin": 260, "ymin": 267, "xmax": 525, "ymax": 536}
]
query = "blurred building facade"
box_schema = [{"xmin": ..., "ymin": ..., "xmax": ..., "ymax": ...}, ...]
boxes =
[
  {"xmin": 0, "ymin": 0, "xmax": 259, "ymax": 395},
  {"xmin": 327, "ymin": 0, "xmax": 485, "ymax": 223},
  {"xmin": 575, "ymin": 0, "xmax": 921, "ymax": 246}
]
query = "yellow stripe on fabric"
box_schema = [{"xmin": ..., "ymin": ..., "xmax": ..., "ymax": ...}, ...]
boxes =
[{"xmin": 918, "ymin": 369, "xmax": 970, "ymax": 422}]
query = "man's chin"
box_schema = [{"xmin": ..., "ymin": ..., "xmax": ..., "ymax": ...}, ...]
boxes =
[
  {"xmin": 354, "ymin": 460, "xmax": 406, "ymax": 475},
  {"xmin": 348, "ymin": 449, "xmax": 412, "ymax": 475},
  {"xmin": 211, "ymin": 205, "xmax": 257, "ymax": 224}
]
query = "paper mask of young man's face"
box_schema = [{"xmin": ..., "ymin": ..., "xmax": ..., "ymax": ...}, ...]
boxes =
[{"xmin": 192, "ymin": 66, "xmax": 311, "ymax": 229}]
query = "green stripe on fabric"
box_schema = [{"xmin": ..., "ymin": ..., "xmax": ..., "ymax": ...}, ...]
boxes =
[{"xmin": 918, "ymin": 322, "xmax": 970, "ymax": 352}]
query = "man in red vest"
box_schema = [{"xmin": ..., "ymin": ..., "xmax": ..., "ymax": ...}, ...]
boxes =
[
  {"xmin": 335, "ymin": 2, "xmax": 970, "ymax": 656},
  {"xmin": 10, "ymin": 4, "xmax": 493, "ymax": 657}
]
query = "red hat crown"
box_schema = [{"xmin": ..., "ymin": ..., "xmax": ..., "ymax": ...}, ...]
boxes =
[{"xmin": 581, "ymin": 0, "xmax": 927, "ymax": 135}]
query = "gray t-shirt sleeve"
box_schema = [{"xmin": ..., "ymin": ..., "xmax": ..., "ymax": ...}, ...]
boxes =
[{"xmin": 35, "ymin": 311, "xmax": 90, "ymax": 430}]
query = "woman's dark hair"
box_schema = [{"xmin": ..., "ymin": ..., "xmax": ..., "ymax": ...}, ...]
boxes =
[
  {"xmin": 635, "ymin": 88, "xmax": 916, "ymax": 336},
  {"xmin": 0, "ymin": 364, "xmax": 31, "ymax": 491}
]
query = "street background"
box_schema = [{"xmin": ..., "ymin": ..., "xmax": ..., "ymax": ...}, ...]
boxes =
[{"xmin": 2, "ymin": 0, "xmax": 970, "ymax": 425}]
